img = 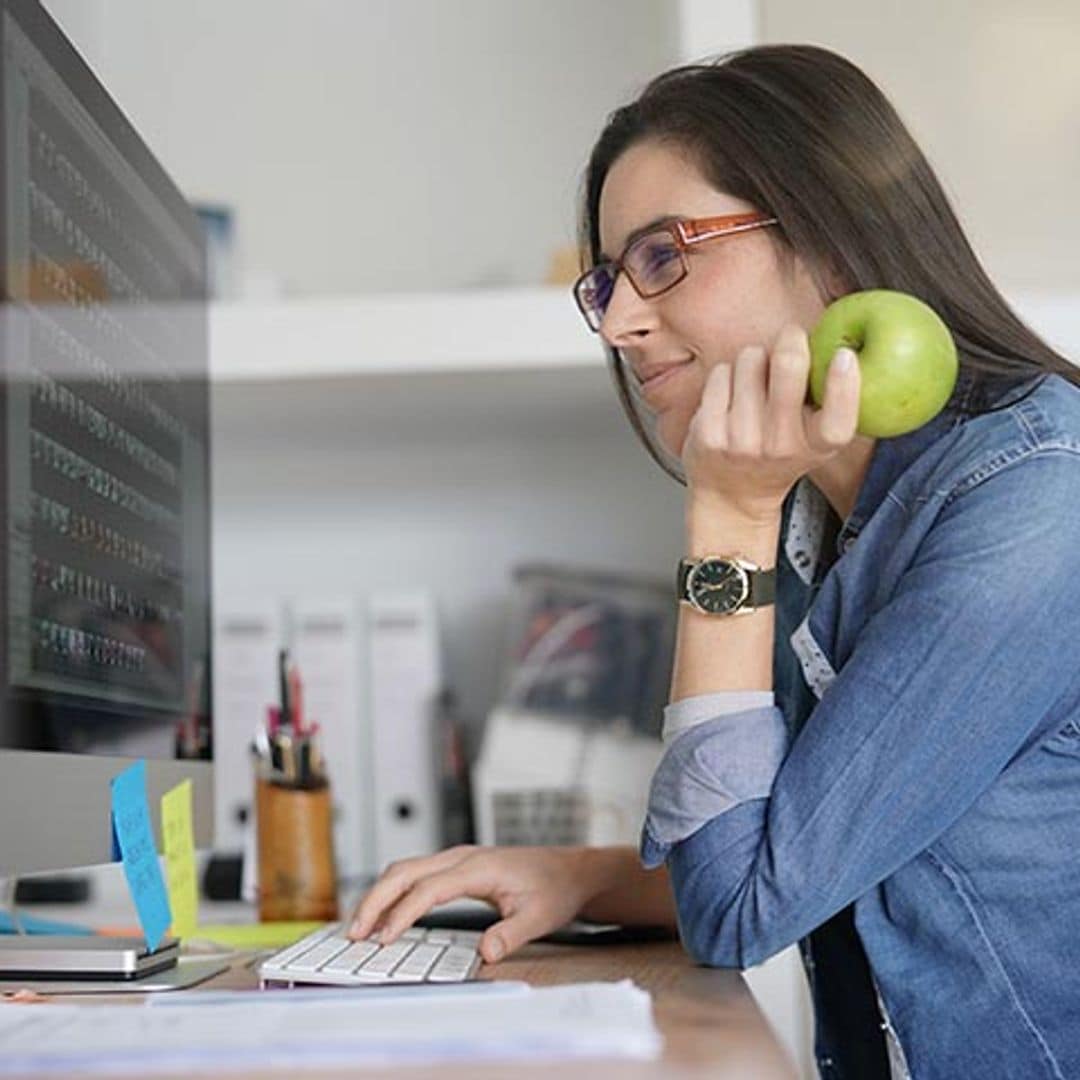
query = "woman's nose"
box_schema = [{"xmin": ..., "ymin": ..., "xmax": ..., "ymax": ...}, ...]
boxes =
[{"xmin": 598, "ymin": 274, "xmax": 659, "ymax": 348}]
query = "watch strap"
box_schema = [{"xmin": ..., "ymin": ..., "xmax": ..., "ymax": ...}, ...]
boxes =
[{"xmin": 747, "ymin": 564, "xmax": 776, "ymax": 608}]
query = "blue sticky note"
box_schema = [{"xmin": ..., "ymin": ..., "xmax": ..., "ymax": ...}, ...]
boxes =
[{"xmin": 110, "ymin": 760, "xmax": 172, "ymax": 952}]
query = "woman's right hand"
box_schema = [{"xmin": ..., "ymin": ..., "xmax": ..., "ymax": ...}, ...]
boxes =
[{"xmin": 347, "ymin": 845, "xmax": 598, "ymax": 965}]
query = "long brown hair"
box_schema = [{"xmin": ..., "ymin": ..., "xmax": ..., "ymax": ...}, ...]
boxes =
[{"xmin": 579, "ymin": 44, "xmax": 1076, "ymax": 482}]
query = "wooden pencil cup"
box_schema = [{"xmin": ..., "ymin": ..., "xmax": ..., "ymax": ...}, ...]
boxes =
[{"xmin": 254, "ymin": 775, "xmax": 339, "ymax": 922}]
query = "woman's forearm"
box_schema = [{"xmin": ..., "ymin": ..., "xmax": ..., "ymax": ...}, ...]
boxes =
[
  {"xmin": 570, "ymin": 514, "xmax": 781, "ymax": 931},
  {"xmin": 575, "ymin": 846, "xmax": 678, "ymax": 927},
  {"xmin": 671, "ymin": 498, "xmax": 781, "ymax": 700}
]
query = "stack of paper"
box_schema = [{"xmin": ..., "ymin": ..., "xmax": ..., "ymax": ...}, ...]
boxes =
[{"xmin": 0, "ymin": 980, "xmax": 662, "ymax": 1074}]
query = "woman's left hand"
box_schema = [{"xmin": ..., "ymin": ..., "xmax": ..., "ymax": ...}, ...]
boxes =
[{"xmin": 680, "ymin": 324, "xmax": 862, "ymax": 520}]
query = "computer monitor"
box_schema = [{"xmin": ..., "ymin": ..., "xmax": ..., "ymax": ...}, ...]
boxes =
[{"xmin": 0, "ymin": 0, "xmax": 213, "ymax": 884}]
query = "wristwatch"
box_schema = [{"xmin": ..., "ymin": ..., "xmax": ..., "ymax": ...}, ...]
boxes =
[{"xmin": 677, "ymin": 555, "xmax": 776, "ymax": 616}]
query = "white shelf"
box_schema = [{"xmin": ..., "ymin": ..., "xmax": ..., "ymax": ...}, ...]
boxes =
[
  {"xmin": 209, "ymin": 286, "xmax": 602, "ymax": 382},
  {"xmin": 207, "ymin": 287, "xmax": 1079, "ymax": 447},
  {"xmin": 209, "ymin": 287, "xmax": 1079, "ymax": 385}
]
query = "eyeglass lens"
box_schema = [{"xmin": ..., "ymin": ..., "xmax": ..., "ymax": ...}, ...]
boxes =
[
  {"xmin": 578, "ymin": 229, "xmax": 685, "ymax": 327},
  {"xmin": 625, "ymin": 231, "xmax": 684, "ymax": 295}
]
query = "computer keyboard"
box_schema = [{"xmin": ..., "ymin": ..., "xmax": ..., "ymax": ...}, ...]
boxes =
[{"xmin": 258, "ymin": 922, "xmax": 482, "ymax": 988}]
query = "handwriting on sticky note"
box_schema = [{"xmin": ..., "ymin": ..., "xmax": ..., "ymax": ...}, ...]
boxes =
[
  {"xmin": 111, "ymin": 760, "xmax": 172, "ymax": 952},
  {"xmin": 161, "ymin": 779, "xmax": 197, "ymax": 940}
]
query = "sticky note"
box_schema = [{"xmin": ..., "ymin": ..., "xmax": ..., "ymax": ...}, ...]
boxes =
[
  {"xmin": 161, "ymin": 779, "xmax": 198, "ymax": 940},
  {"xmin": 110, "ymin": 760, "xmax": 172, "ymax": 952},
  {"xmin": 192, "ymin": 922, "xmax": 323, "ymax": 950}
]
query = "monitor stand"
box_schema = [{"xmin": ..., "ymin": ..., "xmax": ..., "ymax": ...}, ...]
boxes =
[{"xmin": 0, "ymin": 878, "xmax": 227, "ymax": 993}]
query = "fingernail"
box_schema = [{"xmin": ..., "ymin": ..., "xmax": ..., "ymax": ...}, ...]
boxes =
[
  {"xmin": 486, "ymin": 937, "xmax": 505, "ymax": 962},
  {"xmin": 833, "ymin": 347, "xmax": 857, "ymax": 375}
]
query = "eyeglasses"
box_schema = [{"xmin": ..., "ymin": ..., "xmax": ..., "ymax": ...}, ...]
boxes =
[{"xmin": 572, "ymin": 211, "xmax": 779, "ymax": 332}]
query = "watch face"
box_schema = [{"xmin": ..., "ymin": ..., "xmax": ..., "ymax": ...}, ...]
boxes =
[{"xmin": 688, "ymin": 558, "xmax": 749, "ymax": 615}]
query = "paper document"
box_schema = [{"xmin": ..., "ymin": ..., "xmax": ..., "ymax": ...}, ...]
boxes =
[{"xmin": 0, "ymin": 980, "xmax": 661, "ymax": 1074}]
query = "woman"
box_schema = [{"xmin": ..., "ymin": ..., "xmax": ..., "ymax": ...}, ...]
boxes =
[{"xmin": 351, "ymin": 45, "xmax": 1080, "ymax": 1078}]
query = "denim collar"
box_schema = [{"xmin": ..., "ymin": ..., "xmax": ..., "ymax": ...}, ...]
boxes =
[{"xmin": 836, "ymin": 371, "xmax": 979, "ymax": 554}]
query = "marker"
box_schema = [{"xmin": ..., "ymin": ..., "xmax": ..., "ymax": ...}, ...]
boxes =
[
  {"xmin": 289, "ymin": 663, "xmax": 304, "ymax": 736},
  {"xmin": 278, "ymin": 649, "xmax": 290, "ymax": 727}
]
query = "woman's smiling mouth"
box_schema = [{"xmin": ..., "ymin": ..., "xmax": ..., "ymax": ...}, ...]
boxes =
[{"xmin": 638, "ymin": 356, "xmax": 695, "ymax": 400}]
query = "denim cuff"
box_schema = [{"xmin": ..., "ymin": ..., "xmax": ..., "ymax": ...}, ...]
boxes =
[{"xmin": 640, "ymin": 705, "xmax": 788, "ymax": 869}]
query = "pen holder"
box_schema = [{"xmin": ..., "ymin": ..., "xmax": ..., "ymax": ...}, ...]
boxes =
[{"xmin": 254, "ymin": 774, "xmax": 339, "ymax": 922}]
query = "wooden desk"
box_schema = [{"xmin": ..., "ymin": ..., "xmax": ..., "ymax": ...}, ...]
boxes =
[{"xmin": 17, "ymin": 939, "xmax": 797, "ymax": 1079}]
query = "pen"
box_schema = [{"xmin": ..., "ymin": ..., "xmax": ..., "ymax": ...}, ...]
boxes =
[
  {"xmin": 289, "ymin": 663, "xmax": 304, "ymax": 736},
  {"xmin": 277, "ymin": 731, "xmax": 295, "ymax": 783},
  {"xmin": 278, "ymin": 649, "xmax": 290, "ymax": 728}
]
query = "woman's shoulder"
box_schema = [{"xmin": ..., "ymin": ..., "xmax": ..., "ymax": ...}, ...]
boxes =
[
  {"xmin": 1001, "ymin": 371, "xmax": 1080, "ymax": 449},
  {"xmin": 920, "ymin": 373, "xmax": 1080, "ymax": 503}
]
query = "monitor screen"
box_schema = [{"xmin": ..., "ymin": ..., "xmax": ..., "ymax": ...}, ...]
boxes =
[{"xmin": 0, "ymin": 0, "xmax": 212, "ymax": 874}]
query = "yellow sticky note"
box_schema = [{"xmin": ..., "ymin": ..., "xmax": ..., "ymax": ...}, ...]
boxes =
[
  {"xmin": 192, "ymin": 922, "xmax": 324, "ymax": 950},
  {"xmin": 161, "ymin": 779, "xmax": 198, "ymax": 939}
]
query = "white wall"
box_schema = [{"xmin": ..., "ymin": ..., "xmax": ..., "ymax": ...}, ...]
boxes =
[{"xmin": 44, "ymin": 0, "xmax": 678, "ymax": 296}]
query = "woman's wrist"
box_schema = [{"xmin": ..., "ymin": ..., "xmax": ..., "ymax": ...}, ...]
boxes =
[
  {"xmin": 685, "ymin": 491, "xmax": 783, "ymax": 562},
  {"xmin": 569, "ymin": 845, "xmax": 625, "ymax": 905},
  {"xmin": 573, "ymin": 846, "xmax": 676, "ymax": 927}
]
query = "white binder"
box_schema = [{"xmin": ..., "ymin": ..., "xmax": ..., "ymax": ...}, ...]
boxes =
[
  {"xmin": 211, "ymin": 598, "xmax": 285, "ymax": 855},
  {"xmin": 290, "ymin": 598, "xmax": 370, "ymax": 878},
  {"xmin": 367, "ymin": 592, "xmax": 442, "ymax": 870}
]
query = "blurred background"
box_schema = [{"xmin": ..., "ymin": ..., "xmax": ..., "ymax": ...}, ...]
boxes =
[
  {"xmin": 43, "ymin": 0, "xmax": 1080, "ymax": 297},
  {"xmin": 35, "ymin": 1, "xmax": 1079, "ymax": 1074}
]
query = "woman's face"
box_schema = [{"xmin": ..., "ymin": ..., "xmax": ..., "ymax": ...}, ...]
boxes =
[{"xmin": 597, "ymin": 139, "xmax": 830, "ymax": 458}]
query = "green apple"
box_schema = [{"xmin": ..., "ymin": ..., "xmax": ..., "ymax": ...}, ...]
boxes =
[{"xmin": 809, "ymin": 289, "xmax": 958, "ymax": 438}]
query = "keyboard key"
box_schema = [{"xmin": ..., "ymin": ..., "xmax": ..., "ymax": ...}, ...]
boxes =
[
  {"xmin": 422, "ymin": 928, "xmax": 482, "ymax": 947},
  {"xmin": 422, "ymin": 929, "xmax": 454, "ymax": 946},
  {"xmin": 390, "ymin": 943, "xmax": 444, "ymax": 982},
  {"xmin": 448, "ymin": 930, "xmax": 483, "ymax": 947},
  {"xmin": 428, "ymin": 945, "xmax": 478, "ymax": 982},
  {"xmin": 266, "ymin": 923, "xmax": 340, "ymax": 968},
  {"xmin": 322, "ymin": 939, "xmax": 381, "ymax": 974},
  {"xmin": 354, "ymin": 940, "xmax": 414, "ymax": 981},
  {"xmin": 286, "ymin": 937, "xmax": 352, "ymax": 973}
]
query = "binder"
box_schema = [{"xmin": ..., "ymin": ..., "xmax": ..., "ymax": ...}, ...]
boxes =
[
  {"xmin": 367, "ymin": 592, "xmax": 442, "ymax": 870},
  {"xmin": 211, "ymin": 599, "xmax": 286, "ymax": 855},
  {"xmin": 290, "ymin": 598, "xmax": 370, "ymax": 878}
]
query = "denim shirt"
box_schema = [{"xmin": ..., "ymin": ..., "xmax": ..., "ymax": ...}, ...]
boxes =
[{"xmin": 641, "ymin": 372, "xmax": 1080, "ymax": 1079}]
